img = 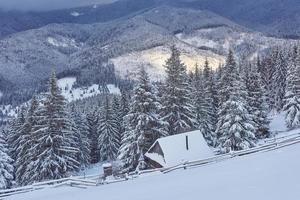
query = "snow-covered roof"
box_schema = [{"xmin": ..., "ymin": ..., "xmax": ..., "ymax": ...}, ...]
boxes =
[
  {"xmin": 145, "ymin": 130, "xmax": 213, "ymax": 167},
  {"xmin": 102, "ymin": 163, "xmax": 112, "ymax": 168}
]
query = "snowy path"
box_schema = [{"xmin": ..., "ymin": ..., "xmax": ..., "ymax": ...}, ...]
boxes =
[{"xmin": 8, "ymin": 142, "xmax": 300, "ymax": 200}]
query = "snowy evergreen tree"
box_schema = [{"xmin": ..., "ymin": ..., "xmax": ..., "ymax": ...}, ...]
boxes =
[
  {"xmin": 216, "ymin": 51, "xmax": 256, "ymax": 152},
  {"xmin": 119, "ymin": 67, "xmax": 167, "ymax": 172},
  {"xmin": 259, "ymin": 55, "xmax": 276, "ymax": 110},
  {"xmin": 160, "ymin": 46, "xmax": 196, "ymax": 135},
  {"xmin": 203, "ymin": 60, "xmax": 218, "ymax": 140},
  {"xmin": 98, "ymin": 96, "xmax": 119, "ymax": 162},
  {"xmin": 111, "ymin": 96, "xmax": 122, "ymax": 149},
  {"xmin": 119, "ymin": 91, "xmax": 130, "ymax": 135},
  {"xmin": 208, "ymin": 68, "xmax": 219, "ymax": 133},
  {"xmin": 120, "ymin": 91, "xmax": 130, "ymax": 118},
  {"xmin": 86, "ymin": 109, "xmax": 100, "ymax": 164},
  {"xmin": 243, "ymin": 63, "xmax": 270, "ymax": 138},
  {"xmin": 284, "ymin": 46, "xmax": 300, "ymax": 129},
  {"xmin": 7, "ymin": 106, "xmax": 27, "ymax": 161},
  {"xmin": 274, "ymin": 50, "xmax": 288, "ymax": 111},
  {"xmin": 70, "ymin": 106, "xmax": 91, "ymax": 168},
  {"xmin": 214, "ymin": 63, "xmax": 223, "ymax": 109},
  {"xmin": 15, "ymin": 96, "xmax": 39, "ymax": 185},
  {"xmin": 0, "ymin": 134, "xmax": 14, "ymax": 189},
  {"xmin": 219, "ymin": 50, "xmax": 238, "ymax": 105},
  {"xmin": 27, "ymin": 72, "xmax": 79, "ymax": 183},
  {"xmin": 192, "ymin": 63, "xmax": 215, "ymax": 146}
]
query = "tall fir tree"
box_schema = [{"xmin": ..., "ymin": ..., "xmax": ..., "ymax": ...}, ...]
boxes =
[
  {"xmin": 243, "ymin": 63, "xmax": 270, "ymax": 138},
  {"xmin": 160, "ymin": 46, "xmax": 196, "ymax": 135},
  {"xmin": 274, "ymin": 50, "xmax": 288, "ymax": 111},
  {"xmin": 119, "ymin": 91, "xmax": 130, "ymax": 144},
  {"xmin": 98, "ymin": 96, "xmax": 120, "ymax": 162},
  {"xmin": 284, "ymin": 46, "xmax": 300, "ymax": 129},
  {"xmin": 260, "ymin": 55, "xmax": 276, "ymax": 110},
  {"xmin": 219, "ymin": 50, "xmax": 237, "ymax": 105},
  {"xmin": 119, "ymin": 67, "xmax": 167, "ymax": 172},
  {"xmin": 86, "ymin": 109, "xmax": 100, "ymax": 163},
  {"xmin": 111, "ymin": 96, "xmax": 122, "ymax": 149},
  {"xmin": 203, "ymin": 60, "xmax": 218, "ymax": 141},
  {"xmin": 120, "ymin": 91, "xmax": 130, "ymax": 118},
  {"xmin": 216, "ymin": 51, "xmax": 256, "ymax": 152},
  {"xmin": 192, "ymin": 62, "xmax": 215, "ymax": 146},
  {"xmin": 0, "ymin": 134, "xmax": 14, "ymax": 189},
  {"xmin": 27, "ymin": 72, "xmax": 79, "ymax": 183},
  {"xmin": 70, "ymin": 106, "xmax": 91, "ymax": 168},
  {"xmin": 7, "ymin": 106, "xmax": 27, "ymax": 161},
  {"xmin": 15, "ymin": 96, "xmax": 39, "ymax": 185}
]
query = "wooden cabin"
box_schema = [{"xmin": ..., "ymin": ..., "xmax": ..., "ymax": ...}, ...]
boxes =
[{"xmin": 145, "ymin": 130, "xmax": 214, "ymax": 168}]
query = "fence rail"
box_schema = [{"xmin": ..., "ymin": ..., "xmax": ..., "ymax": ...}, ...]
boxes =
[{"xmin": 0, "ymin": 177, "xmax": 99, "ymax": 198}]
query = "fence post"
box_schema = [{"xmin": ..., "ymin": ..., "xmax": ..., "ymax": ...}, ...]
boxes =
[{"xmin": 186, "ymin": 135, "xmax": 189, "ymax": 150}]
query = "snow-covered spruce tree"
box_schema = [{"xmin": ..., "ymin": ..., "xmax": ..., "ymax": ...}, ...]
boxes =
[
  {"xmin": 119, "ymin": 91, "xmax": 130, "ymax": 136},
  {"xmin": 191, "ymin": 63, "xmax": 215, "ymax": 146},
  {"xmin": 283, "ymin": 46, "xmax": 300, "ymax": 129},
  {"xmin": 260, "ymin": 53, "xmax": 277, "ymax": 111},
  {"xmin": 15, "ymin": 96, "xmax": 40, "ymax": 185},
  {"xmin": 160, "ymin": 46, "xmax": 196, "ymax": 135},
  {"xmin": 274, "ymin": 50, "xmax": 288, "ymax": 111},
  {"xmin": 203, "ymin": 60, "xmax": 218, "ymax": 141},
  {"xmin": 98, "ymin": 96, "xmax": 120, "ymax": 162},
  {"xmin": 70, "ymin": 106, "xmax": 91, "ymax": 168},
  {"xmin": 0, "ymin": 134, "xmax": 14, "ymax": 189},
  {"xmin": 214, "ymin": 63, "xmax": 223, "ymax": 110},
  {"xmin": 243, "ymin": 63, "xmax": 270, "ymax": 139},
  {"xmin": 119, "ymin": 67, "xmax": 167, "ymax": 172},
  {"xmin": 219, "ymin": 50, "xmax": 238, "ymax": 105},
  {"xmin": 111, "ymin": 95, "xmax": 122, "ymax": 149},
  {"xmin": 27, "ymin": 72, "xmax": 79, "ymax": 183},
  {"xmin": 86, "ymin": 109, "xmax": 100, "ymax": 163},
  {"xmin": 120, "ymin": 91, "xmax": 130, "ymax": 117},
  {"xmin": 216, "ymin": 51, "xmax": 256, "ymax": 152},
  {"xmin": 7, "ymin": 106, "xmax": 27, "ymax": 161}
]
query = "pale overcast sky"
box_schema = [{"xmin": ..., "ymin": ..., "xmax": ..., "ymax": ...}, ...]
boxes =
[{"xmin": 0, "ymin": 0, "xmax": 117, "ymax": 11}]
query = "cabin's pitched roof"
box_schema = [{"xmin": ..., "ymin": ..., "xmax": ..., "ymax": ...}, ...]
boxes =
[{"xmin": 145, "ymin": 130, "xmax": 214, "ymax": 167}]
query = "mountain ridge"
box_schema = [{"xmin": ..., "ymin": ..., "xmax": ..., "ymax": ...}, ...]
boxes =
[{"xmin": 0, "ymin": 5, "xmax": 298, "ymax": 105}]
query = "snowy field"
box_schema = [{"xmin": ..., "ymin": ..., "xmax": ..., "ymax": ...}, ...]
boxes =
[
  {"xmin": 57, "ymin": 77, "xmax": 121, "ymax": 102},
  {"xmin": 269, "ymin": 112, "xmax": 288, "ymax": 133},
  {"xmin": 9, "ymin": 142, "xmax": 300, "ymax": 200}
]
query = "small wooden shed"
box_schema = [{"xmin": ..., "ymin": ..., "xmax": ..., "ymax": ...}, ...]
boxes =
[{"xmin": 102, "ymin": 163, "xmax": 113, "ymax": 177}]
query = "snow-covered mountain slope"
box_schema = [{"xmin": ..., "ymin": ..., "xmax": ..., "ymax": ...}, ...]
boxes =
[
  {"xmin": 110, "ymin": 44, "xmax": 224, "ymax": 80},
  {"xmin": 170, "ymin": 0, "xmax": 300, "ymax": 38},
  {"xmin": 176, "ymin": 26, "xmax": 292, "ymax": 60},
  {"xmin": 0, "ymin": 6, "xmax": 298, "ymax": 88},
  {"xmin": 0, "ymin": 0, "xmax": 153, "ymax": 38},
  {"xmin": 0, "ymin": 77, "xmax": 120, "ymax": 122},
  {"xmin": 58, "ymin": 77, "xmax": 120, "ymax": 102},
  {"xmin": 9, "ymin": 139, "xmax": 300, "ymax": 200},
  {"xmin": 1, "ymin": 0, "xmax": 300, "ymax": 39}
]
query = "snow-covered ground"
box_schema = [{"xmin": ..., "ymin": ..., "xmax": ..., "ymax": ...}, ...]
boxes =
[
  {"xmin": 9, "ymin": 141, "xmax": 300, "ymax": 200},
  {"xmin": 57, "ymin": 77, "xmax": 121, "ymax": 102},
  {"xmin": 47, "ymin": 37, "xmax": 80, "ymax": 48},
  {"xmin": 76, "ymin": 163, "xmax": 104, "ymax": 177},
  {"xmin": 111, "ymin": 45, "xmax": 224, "ymax": 80},
  {"xmin": 70, "ymin": 12, "xmax": 83, "ymax": 17},
  {"xmin": 269, "ymin": 112, "xmax": 288, "ymax": 133}
]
